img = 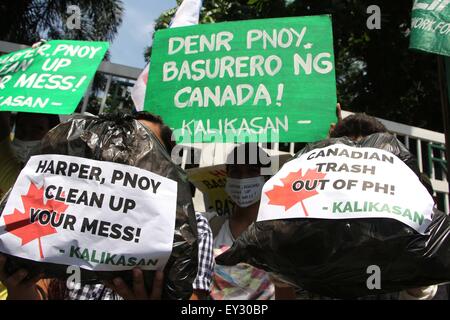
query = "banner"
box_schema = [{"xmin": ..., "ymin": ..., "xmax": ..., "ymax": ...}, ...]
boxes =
[
  {"xmin": 257, "ymin": 144, "xmax": 435, "ymax": 234},
  {"xmin": 410, "ymin": 0, "xmax": 450, "ymax": 56},
  {"xmin": 0, "ymin": 40, "xmax": 109, "ymax": 114},
  {"xmin": 145, "ymin": 15, "xmax": 337, "ymax": 143},
  {"xmin": 0, "ymin": 155, "xmax": 177, "ymax": 271}
]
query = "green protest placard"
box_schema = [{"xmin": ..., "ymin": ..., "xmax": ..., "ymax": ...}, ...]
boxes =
[
  {"xmin": 410, "ymin": 0, "xmax": 450, "ymax": 56},
  {"xmin": 0, "ymin": 40, "xmax": 109, "ymax": 114},
  {"xmin": 145, "ymin": 15, "xmax": 337, "ymax": 143}
]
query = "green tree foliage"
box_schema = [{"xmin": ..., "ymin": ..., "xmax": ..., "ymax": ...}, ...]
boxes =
[
  {"xmin": 0, "ymin": 0, "xmax": 124, "ymax": 44},
  {"xmin": 148, "ymin": 0, "xmax": 442, "ymax": 132}
]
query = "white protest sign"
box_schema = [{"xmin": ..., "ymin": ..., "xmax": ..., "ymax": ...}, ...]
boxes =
[
  {"xmin": 0, "ymin": 155, "xmax": 177, "ymax": 271},
  {"xmin": 258, "ymin": 144, "xmax": 435, "ymax": 234}
]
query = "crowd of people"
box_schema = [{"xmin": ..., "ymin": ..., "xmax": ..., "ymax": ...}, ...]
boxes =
[{"xmin": 0, "ymin": 108, "xmax": 448, "ymax": 300}]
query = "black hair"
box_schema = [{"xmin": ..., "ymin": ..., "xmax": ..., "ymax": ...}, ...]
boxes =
[
  {"xmin": 133, "ymin": 111, "xmax": 164, "ymax": 125},
  {"xmin": 133, "ymin": 111, "xmax": 175, "ymax": 154},
  {"xmin": 330, "ymin": 113, "xmax": 387, "ymax": 139}
]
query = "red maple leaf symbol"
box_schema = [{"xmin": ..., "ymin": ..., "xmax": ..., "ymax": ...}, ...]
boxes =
[
  {"xmin": 265, "ymin": 168, "xmax": 326, "ymax": 216},
  {"xmin": 3, "ymin": 182, "xmax": 68, "ymax": 259}
]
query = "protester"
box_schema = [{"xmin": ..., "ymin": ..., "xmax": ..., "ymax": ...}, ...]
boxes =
[
  {"xmin": 274, "ymin": 112, "xmax": 440, "ymax": 300},
  {"xmin": 1, "ymin": 0, "xmax": 446, "ymax": 305},
  {"xmin": 405, "ymin": 173, "xmax": 449, "ymax": 300},
  {"xmin": 0, "ymin": 111, "xmax": 214, "ymax": 300},
  {"xmin": 0, "ymin": 253, "xmax": 165, "ymax": 300},
  {"xmin": 321, "ymin": 112, "xmax": 438, "ymax": 300},
  {"xmin": 206, "ymin": 143, "xmax": 276, "ymax": 300},
  {"xmin": 135, "ymin": 111, "xmax": 214, "ymax": 300}
]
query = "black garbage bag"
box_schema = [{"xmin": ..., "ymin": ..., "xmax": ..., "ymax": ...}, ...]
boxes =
[
  {"xmin": 0, "ymin": 113, "xmax": 198, "ymax": 300},
  {"xmin": 216, "ymin": 133, "xmax": 450, "ymax": 298}
]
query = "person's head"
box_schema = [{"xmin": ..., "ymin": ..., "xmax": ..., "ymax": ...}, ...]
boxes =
[
  {"xmin": 133, "ymin": 111, "xmax": 175, "ymax": 154},
  {"xmin": 329, "ymin": 113, "xmax": 387, "ymax": 141},
  {"xmin": 225, "ymin": 143, "xmax": 271, "ymax": 209},
  {"xmin": 12, "ymin": 113, "xmax": 60, "ymax": 163}
]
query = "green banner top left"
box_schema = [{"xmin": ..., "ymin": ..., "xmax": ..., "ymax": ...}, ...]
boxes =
[{"xmin": 0, "ymin": 40, "xmax": 109, "ymax": 115}]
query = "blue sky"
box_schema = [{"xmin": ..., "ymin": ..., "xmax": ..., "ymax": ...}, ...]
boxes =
[{"xmin": 109, "ymin": 0, "xmax": 177, "ymax": 69}]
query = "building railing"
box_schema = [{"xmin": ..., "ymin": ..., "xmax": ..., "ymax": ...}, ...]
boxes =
[{"xmin": 1, "ymin": 40, "xmax": 448, "ymax": 213}]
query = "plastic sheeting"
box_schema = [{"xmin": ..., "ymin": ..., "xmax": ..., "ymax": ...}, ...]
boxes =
[{"xmin": 216, "ymin": 133, "xmax": 450, "ymax": 298}]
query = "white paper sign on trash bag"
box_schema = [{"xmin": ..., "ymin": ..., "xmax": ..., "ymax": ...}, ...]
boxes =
[
  {"xmin": 0, "ymin": 154, "xmax": 177, "ymax": 271},
  {"xmin": 258, "ymin": 144, "xmax": 435, "ymax": 234}
]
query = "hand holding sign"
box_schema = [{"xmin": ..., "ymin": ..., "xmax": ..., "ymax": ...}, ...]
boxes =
[{"xmin": 105, "ymin": 268, "xmax": 164, "ymax": 300}]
